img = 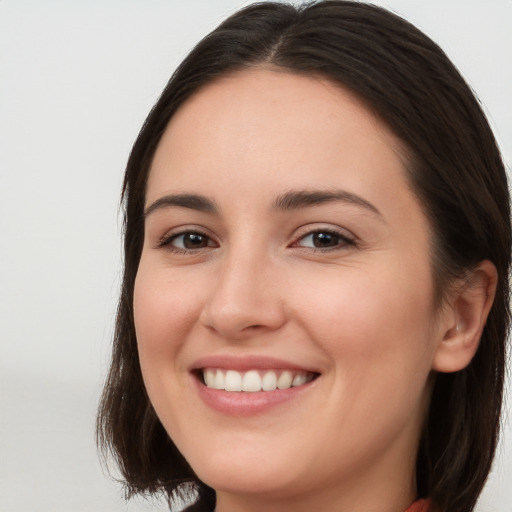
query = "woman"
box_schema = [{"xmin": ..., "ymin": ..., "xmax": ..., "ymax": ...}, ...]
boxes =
[{"xmin": 97, "ymin": 2, "xmax": 511, "ymax": 511}]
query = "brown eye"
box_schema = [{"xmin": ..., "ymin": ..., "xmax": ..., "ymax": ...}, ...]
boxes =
[
  {"xmin": 166, "ymin": 232, "xmax": 215, "ymax": 250},
  {"xmin": 296, "ymin": 230, "xmax": 354, "ymax": 250},
  {"xmin": 311, "ymin": 232, "xmax": 339, "ymax": 248},
  {"xmin": 182, "ymin": 233, "xmax": 209, "ymax": 249}
]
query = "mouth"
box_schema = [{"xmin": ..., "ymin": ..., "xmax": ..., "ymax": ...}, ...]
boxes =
[
  {"xmin": 190, "ymin": 356, "xmax": 321, "ymax": 415},
  {"xmin": 200, "ymin": 368, "xmax": 319, "ymax": 392}
]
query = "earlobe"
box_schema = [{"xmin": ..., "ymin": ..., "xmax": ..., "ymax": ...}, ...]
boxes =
[{"xmin": 432, "ymin": 260, "xmax": 497, "ymax": 373}]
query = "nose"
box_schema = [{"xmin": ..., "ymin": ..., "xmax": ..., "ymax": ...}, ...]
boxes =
[{"xmin": 199, "ymin": 250, "xmax": 287, "ymax": 340}]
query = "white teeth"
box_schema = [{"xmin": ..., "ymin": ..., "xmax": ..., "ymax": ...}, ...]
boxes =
[
  {"xmin": 214, "ymin": 369, "xmax": 225, "ymax": 390},
  {"xmin": 242, "ymin": 370, "xmax": 262, "ymax": 392},
  {"xmin": 292, "ymin": 372, "xmax": 307, "ymax": 387},
  {"xmin": 202, "ymin": 368, "xmax": 314, "ymax": 392},
  {"xmin": 204, "ymin": 368, "xmax": 216, "ymax": 388},
  {"xmin": 225, "ymin": 370, "xmax": 242, "ymax": 391},
  {"xmin": 277, "ymin": 370, "xmax": 293, "ymax": 389},
  {"xmin": 261, "ymin": 370, "xmax": 277, "ymax": 391}
]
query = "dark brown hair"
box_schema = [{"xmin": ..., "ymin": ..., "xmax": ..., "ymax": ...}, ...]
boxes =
[{"xmin": 97, "ymin": 2, "xmax": 511, "ymax": 511}]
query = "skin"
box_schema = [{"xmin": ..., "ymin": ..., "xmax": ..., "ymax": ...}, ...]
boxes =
[{"xmin": 133, "ymin": 69, "xmax": 493, "ymax": 512}]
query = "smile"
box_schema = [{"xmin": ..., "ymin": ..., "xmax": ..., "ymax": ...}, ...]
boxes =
[
  {"xmin": 191, "ymin": 356, "xmax": 321, "ymax": 415},
  {"xmin": 202, "ymin": 368, "xmax": 317, "ymax": 392}
]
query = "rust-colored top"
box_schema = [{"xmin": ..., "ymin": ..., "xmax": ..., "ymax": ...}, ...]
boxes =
[{"xmin": 404, "ymin": 499, "xmax": 431, "ymax": 512}]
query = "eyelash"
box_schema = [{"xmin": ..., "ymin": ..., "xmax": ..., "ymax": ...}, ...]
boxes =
[
  {"xmin": 157, "ymin": 231, "xmax": 217, "ymax": 254},
  {"xmin": 157, "ymin": 227, "xmax": 356, "ymax": 254},
  {"xmin": 292, "ymin": 228, "xmax": 356, "ymax": 251}
]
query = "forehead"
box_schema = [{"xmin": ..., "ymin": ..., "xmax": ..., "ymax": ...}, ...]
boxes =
[{"xmin": 147, "ymin": 68, "xmax": 409, "ymax": 199}]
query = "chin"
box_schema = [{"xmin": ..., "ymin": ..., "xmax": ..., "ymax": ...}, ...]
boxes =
[
  {"xmin": 181, "ymin": 436, "xmax": 309, "ymax": 497},
  {"xmin": 199, "ymin": 466, "xmax": 302, "ymax": 499}
]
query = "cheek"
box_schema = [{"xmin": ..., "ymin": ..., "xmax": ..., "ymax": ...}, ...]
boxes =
[
  {"xmin": 293, "ymin": 256, "xmax": 436, "ymax": 383},
  {"xmin": 134, "ymin": 263, "xmax": 199, "ymax": 353},
  {"xmin": 297, "ymin": 261, "xmax": 436, "ymax": 442},
  {"xmin": 132, "ymin": 261, "xmax": 207, "ymax": 411},
  {"xmin": 133, "ymin": 261, "xmax": 207, "ymax": 437}
]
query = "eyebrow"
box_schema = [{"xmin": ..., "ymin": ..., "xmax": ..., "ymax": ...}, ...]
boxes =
[
  {"xmin": 144, "ymin": 193, "xmax": 218, "ymax": 217},
  {"xmin": 273, "ymin": 189, "xmax": 383, "ymax": 217},
  {"xmin": 144, "ymin": 188, "xmax": 383, "ymax": 219}
]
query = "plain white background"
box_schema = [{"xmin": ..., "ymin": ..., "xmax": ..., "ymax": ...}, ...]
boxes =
[{"xmin": 0, "ymin": 1, "xmax": 510, "ymax": 510}]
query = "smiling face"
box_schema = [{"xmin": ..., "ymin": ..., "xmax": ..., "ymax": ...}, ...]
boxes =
[{"xmin": 134, "ymin": 69, "xmax": 447, "ymax": 511}]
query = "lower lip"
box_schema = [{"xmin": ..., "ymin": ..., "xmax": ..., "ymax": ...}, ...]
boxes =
[{"xmin": 194, "ymin": 376, "xmax": 317, "ymax": 416}]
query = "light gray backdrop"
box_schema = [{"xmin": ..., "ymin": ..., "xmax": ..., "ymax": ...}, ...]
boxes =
[{"xmin": 1, "ymin": 1, "xmax": 510, "ymax": 510}]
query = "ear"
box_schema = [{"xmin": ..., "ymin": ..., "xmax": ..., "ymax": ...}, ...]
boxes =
[{"xmin": 432, "ymin": 260, "xmax": 498, "ymax": 373}]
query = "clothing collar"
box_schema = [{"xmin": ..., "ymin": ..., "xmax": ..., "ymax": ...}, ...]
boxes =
[{"xmin": 404, "ymin": 498, "xmax": 431, "ymax": 512}]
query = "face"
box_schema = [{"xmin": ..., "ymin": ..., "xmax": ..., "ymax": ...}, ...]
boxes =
[{"xmin": 134, "ymin": 69, "xmax": 445, "ymax": 510}]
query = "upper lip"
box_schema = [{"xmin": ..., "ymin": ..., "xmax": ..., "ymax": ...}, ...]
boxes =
[{"xmin": 190, "ymin": 355, "xmax": 321, "ymax": 374}]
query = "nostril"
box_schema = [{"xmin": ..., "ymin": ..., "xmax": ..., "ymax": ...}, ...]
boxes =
[{"xmin": 200, "ymin": 285, "xmax": 287, "ymax": 338}]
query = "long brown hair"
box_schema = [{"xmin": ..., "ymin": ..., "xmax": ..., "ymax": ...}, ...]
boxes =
[{"xmin": 97, "ymin": 2, "xmax": 511, "ymax": 511}]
